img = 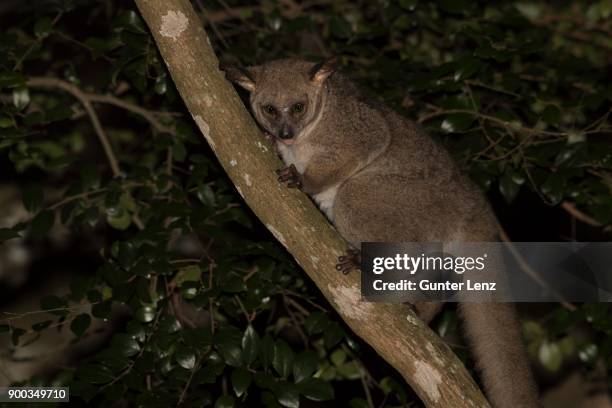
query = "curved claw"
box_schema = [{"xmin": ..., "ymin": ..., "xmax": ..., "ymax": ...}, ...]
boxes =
[
  {"xmin": 336, "ymin": 249, "xmax": 361, "ymax": 275},
  {"xmin": 276, "ymin": 164, "xmax": 302, "ymax": 189}
]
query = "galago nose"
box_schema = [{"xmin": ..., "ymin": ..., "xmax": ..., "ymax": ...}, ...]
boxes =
[{"xmin": 278, "ymin": 126, "xmax": 294, "ymax": 140}]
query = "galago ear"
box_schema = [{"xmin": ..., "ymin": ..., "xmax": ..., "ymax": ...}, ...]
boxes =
[
  {"xmin": 309, "ymin": 56, "xmax": 338, "ymax": 85},
  {"xmin": 221, "ymin": 64, "xmax": 257, "ymax": 92}
]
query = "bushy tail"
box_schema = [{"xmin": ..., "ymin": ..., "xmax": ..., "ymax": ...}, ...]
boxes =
[{"xmin": 458, "ymin": 302, "xmax": 540, "ymax": 408}]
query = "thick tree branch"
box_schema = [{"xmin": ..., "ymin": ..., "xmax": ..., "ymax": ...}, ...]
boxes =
[{"xmin": 134, "ymin": 1, "xmax": 490, "ymax": 406}]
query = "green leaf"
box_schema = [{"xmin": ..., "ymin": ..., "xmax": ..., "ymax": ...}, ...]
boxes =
[
  {"xmin": 329, "ymin": 15, "xmax": 352, "ymax": 39},
  {"xmin": 261, "ymin": 334, "xmax": 275, "ymax": 369},
  {"xmin": 32, "ymin": 320, "xmax": 52, "ymax": 331},
  {"xmin": 541, "ymin": 105, "xmax": 561, "ymax": 125},
  {"xmin": 71, "ymin": 276, "xmax": 94, "ymax": 301},
  {"xmin": 181, "ymin": 285, "xmax": 198, "ymax": 299},
  {"xmin": 273, "ymin": 340, "xmax": 294, "ymax": 378},
  {"xmin": 34, "ymin": 17, "xmax": 53, "ymax": 38},
  {"xmin": 22, "ymin": 111, "xmax": 45, "ymax": 126},
  {"xmin": 92, "ymin": 300, "xmax": 112, "ymax": 319},
  {"xmin": 304, "ymin": 312, "xmax": 329, "ymax": 335},
  {"xmin": 12, "ymin": 87, "xmax": 29, "ymax": 111},
  {"xmin": 22, "ymin": 185, "xmax": 43, "ymax": 213},
  {"xmin": 126, "ymin": 320, "xmax": 146, "ymax": 343},
  {"xmin": 242, "ymin": 325, "xmax": 260, "ymax": 366},
  {"xmin": 84, "ymin": 37, "xmax": 121, "ymax": 60},
  {"xmin": 106, "ymin": 207, "xmax": 132, "ymax": 230},
  {"xmin": 221, "ymin": 276, "xmax": 247, "ymax": 293},
  {"xmin": 0, "ymin": 116, "xmax": 14, "ymax": 128},
  {"xmin": 117, "ymin": 241, "xmax": 138, "ymax": 268},
  {"xmin": 275, "ymin": 383, "xmax": 299, "ymax": 408},
  {"xmin": 30, "ymin": 210, "xmax": 55, "ymax": 238},
  {"xmin": 0, "ymin": 228, "xmax": 20, "ymax": 242},
  {"xmin": 293, "ymin": 350, "xmax": 318, "ymax": 383},
  {"xmin": 298, "ymin": 378, "xmax": 334, "ymax": 401},
  {"xmin": 76, "ymin": 364, "xmax": 115, "ymax": 384},
  {"xmin": 437, "ymin": 0, "xmax": 468, "ymax": 14},
  {"xmin": 173, "ymin": 141, "xmax": 187, "ymax": 162},
  {"xmin": 197, "ymin": 184, "xmax": 216, "ymax": 207},
  {"xmin": 558, "ymin": 336, "xmax": 575, "ymax": 357},
  {"xmin": 71, "ymin": 313, "xmax": 92, "ymax": 337},
  {"xmin": 567, "ymin": 131, "xmax": 586, "ymax": 145},
  {"xmin": 437, "ymin": 310, "xmax": 459, "ymax": 338},
  {"xmin": 499, "ymin": 172, "xmax": 521, "ymax": 203},
  {"xmin": 453, "ymin": 58, "xmax": 482, "ymax": 81},
  {"xmin": 515, "ymin": 3, "xmax": 542, "ymax": 19},
  {"xmin": 214, "ymin": 395, "xmax": 235, "ymax": 408},
  {"xmin": 175, "ymin": 345, "xmax": 197, "ymax": 370},
  {"xmin": 173, "ymin": 265, "xmax": 201, "ymax": 287},
  {"xmin": 159, "ymin": 315, "xmax": 182, "ymax": 333},
  {"xmin": 578, "ymin": 343, "xmax": 598, "ymax": 363},
  {"xmin": 440, "ymin": 113, "xmax": 474, "ymax": 133},
  {"xmin": 154, "ymin": 76, "xmax": 167, "ymax": 95},
  {"xmin": 252, "ymin": 372, "xmax": 275, "ymax": 391},
  {"xmin": 336, "ymin": 360, "xmax": 362, "ymax": 380},
  {"xmin": 538, "ymin": 341, "xmax": 562, "ymax": 372},
  {"xmin": 540, "ymin": 173, "xmax": 565, "ymax": 205},
  {"xmin": 399, "ymin": 0, "xmax": 418, "ymax": 11},
  {"xmin": 111, "ymin": 333, "xmax": 141, "ymax": 357},
  {"xmin": 349, "ymin": 398, "xmax": 370, "ymax": 408},
  {"xmin": 0, "ymin": 71, "xmax": 25, "ymax": 87},
  {"xmin": 523, "ymin": 320, "xmax": 545, "ymax": 343},
  {"xmin": 40, "ymin": 295, "xmax": 66, "ymax": 313},
  {"xmin": 231, "ymin": 368, "xmax": 252, "ymax": 397},
  {"xmin": 135, "ymin": 305, "xmax": 156, "ymax": 323},
  {"xmin": 330, "ymin": 349, "xmax": 346, "ymax": 366},
  {"xmin": 114, "ymin": 10, "xmax": 147, "ymax": 34},
  {"xmin": 323, "ymin": 323, "xmax": 344, "ymax": 348},
  {"xmin": 216, "ymin": 327, "xmax": 243, "ymax": 367}
]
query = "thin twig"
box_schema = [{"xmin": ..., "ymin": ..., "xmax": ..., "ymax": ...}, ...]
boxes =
[
  {"xmin": 26, "ymin": 77, "xmax": 122, "ymax": 177},
  {"xmin": 1, "ymin": 302, "xmax": 99, "ymax": 323},
  {"xmin": 498, "ymin": 226, "xmax": 576, "ymax": 311},
  {"xmin": 283, "ymin": 289, "xmax": 328, "ymax": 312},
  {"xmin": 561, "ymin": 201, "xmax": 604, "ymax": 228},
  {"xmin": 234, "ymin": 295, "xmax": 252, "ymax": 323},
  {"xmin": 48, "ymin": 188, "xmax": 107, "ymax": 210},
  {"xmin": 86, "ymin": 93, "xmax": 176, "ymax": 135},
  {"xmin": 178, "ymin": 357, "xmax": 203, "ymax": 405},
  {"xmin": 418, "ymin": 107, "xmax": 607, "ymax": 138},
  {"xmin": 282, "ymin": 293, "xmax": 309, "ymax": 347},
  {"xmin": 284, "ymin": 295, "xmax": 311, "ymax": 316},
  {"xmin": 360, "ymin": 367, "xmax": 375, "ymax": 408}
]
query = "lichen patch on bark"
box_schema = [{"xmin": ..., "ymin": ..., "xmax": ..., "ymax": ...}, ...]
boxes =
[
  {"xmin": 159, "ymin": 10, "xmax": 188, "ymax": 39},
  {"xmin": 266, "ymin": 224, "xmax": 287, "ymax": 246},
  {"xmin": 243, "ymin": 173, "xmax": 252, "ymax": 186},
  {"xmin": 413, "ymin": 360, "xmax": 442, "ymax": 402},
  {"xmin": 193, "ymin": 114, "xmax": 215, "ymax": 149},
  {"xmin": 329, "ymin": 283, "xmax": 374, "ymax": 322}
]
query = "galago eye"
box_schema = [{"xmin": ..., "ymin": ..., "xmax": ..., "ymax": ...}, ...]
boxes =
[
  {"xmin": 264, "ymin": 104, "xmax": 277, "ymax": 115},
  {"xmin": 292, "ymin": 103, "xmax": 304, "ymax": 113}
]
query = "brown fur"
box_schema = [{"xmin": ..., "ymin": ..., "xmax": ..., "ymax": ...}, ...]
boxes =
[{"xmin": 225, "ymin": 58, "xmax": 540, "ymax": 407}]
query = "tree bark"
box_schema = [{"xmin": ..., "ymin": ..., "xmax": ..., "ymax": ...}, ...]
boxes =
[{"xmin": 134, "ymin": 1, "xmax": 491, "ymax": 406}]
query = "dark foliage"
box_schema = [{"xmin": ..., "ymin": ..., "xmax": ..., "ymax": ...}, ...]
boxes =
[{"xmin": 0, "ymin": 0, "xmax": 610, "ymax": 406}]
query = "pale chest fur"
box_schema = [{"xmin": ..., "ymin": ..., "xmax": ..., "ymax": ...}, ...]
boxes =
[
  {"xmin": 276, "ymin": 141, "xmax": 339, "ymax": 221},
  {"xmin": 311, "ymin": 184, "xmax": 339, "ymax": 220}
]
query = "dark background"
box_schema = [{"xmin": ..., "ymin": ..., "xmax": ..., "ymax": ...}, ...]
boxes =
[{"xmin": 0, "ymin": 0, "xmax": 611, "ymax": 407}]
